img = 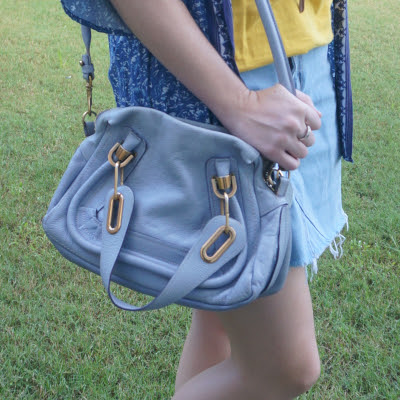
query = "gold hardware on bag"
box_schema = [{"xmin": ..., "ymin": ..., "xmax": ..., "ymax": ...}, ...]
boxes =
[
  {"xmin": 85, "ymin": 75, "xmax": 93, "ymax": 115},
  {"xmin": 108, "ymin": 143, "xmax": 135, "ymax": 168},
  {"xmin": 116, "ymin": 145, "xmax": 133, "ymax": 163},
  {"xmin": 106, "ymin": 191, "xmax": 124, "ymax": 234},
  {"xmin": 105, "ymin": 142, "xmax": 135, "ymax": 234},
  {"xmin": 106, "ymin": 161, "xmax": 125, "ymax": 234},
  {"xmin": 223, "ymin": 192, "xmax": 231, "ymax": 231},
  {"xmin": 212, "ymin": 174, "xmax": 237, "ymax": 215},
  {"xmin": 201, "ymin": 177, "xmax": 237, "ymax": 263},
  {"xmin": 200, "ymin": 225, "xmax": 236, "ymax": 263},
  {"xmin": 82, "ymin": 110, "xmax": 97, "ymax": 126},
  {"xmin": 113, "ymin": 161, "xmax": 121, "ymax": 198},
  {"xmin": 211, "ymin": 175, "xmax": 237, "ymax": 199},
  {"xmin": 263, "ymin": 163, "xmax": 289, "ymax": 193},
  {"xmin": 266, "ymin": 168, "xmax": 283, "ymax": 192},
  {"xmin": 216, "ymin": 175, "xmax": 232, "ymax": 190},
  {"xmin": 81, "ymin": 75, "xmax": 97, "ymax": 127}
]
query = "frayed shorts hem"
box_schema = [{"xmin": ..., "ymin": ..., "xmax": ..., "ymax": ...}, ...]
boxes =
[
  {"xmin": 289, "ymin": 212, "xmax": 348, "ymax": 281},
  {"xmin": 289, "ymin": 212, "xmax": 348, "ymax": 268}
]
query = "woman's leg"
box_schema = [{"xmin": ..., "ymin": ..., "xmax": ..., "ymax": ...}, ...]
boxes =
[
  {"xmin": 175, "ymin": 310, "xmax": 231, "ymax": 390},
  {"xmin": 172, "ymin": 267, "xmax": 320, "ymax": 400}
]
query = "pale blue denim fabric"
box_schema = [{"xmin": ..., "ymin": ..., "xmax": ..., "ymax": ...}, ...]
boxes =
[{"xmin": 240, "ymin": 45, "xmax": 348, "ymax": 269}]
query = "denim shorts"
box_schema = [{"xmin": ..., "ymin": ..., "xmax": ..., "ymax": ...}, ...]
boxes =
[{"xmin": 240, "ymin": 45, "xmax": 348, "ymax": 269}]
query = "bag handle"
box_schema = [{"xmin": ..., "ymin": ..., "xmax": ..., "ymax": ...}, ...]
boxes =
[{"xmin": 100, "ymin": 186, "xmax": 247, "ymax": 311}]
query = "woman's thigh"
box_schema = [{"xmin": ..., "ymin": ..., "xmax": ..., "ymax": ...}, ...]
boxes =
[{"xmin": 216, "ymin": 267, "xmax": 319, "ymax": 376}]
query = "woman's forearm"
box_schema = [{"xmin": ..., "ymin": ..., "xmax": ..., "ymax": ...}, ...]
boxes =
[
  {"xmin": 109, "ymin": 0, "xmax": 247, "ymax": 122},
  {"xmin": 109, "ymin": 0, "xmax": 321, "ymax": 170}
]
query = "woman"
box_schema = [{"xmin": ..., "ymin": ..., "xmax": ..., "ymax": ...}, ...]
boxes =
[{"xmin": 62, "ymin": 0, "xmax": 353, "ymax": 398}]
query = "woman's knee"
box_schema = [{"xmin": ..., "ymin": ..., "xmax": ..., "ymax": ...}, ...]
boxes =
[
  {"xmin": 240, "ymin": 347, "xmax": 321, "ymax": 397},
  {"xmin": 283, "ymin": 351, "xmax": 321, "ymax": 394}
]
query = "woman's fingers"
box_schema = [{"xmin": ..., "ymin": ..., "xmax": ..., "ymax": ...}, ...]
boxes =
[
  {"xmin": 298, "ymin": 125, "xmax": 316, "ymax": 147},
  {"xmin": 297, "ymin": 90, "xmax": 321, "ymax": 146},
  {"xmin": 296, "ymin": 90, "xmax": 322, "ymax": 117},
  {"xmin": 296, "ymin": 89, "xmax": 321, "ymax": 147},
  {"xmin": 271, "ymin": 133, "xmax": 309, "ymax": 170},
  {"xmin": 304, "ymin": 107, "xmax": 322, "ymax": 132},
  {"xmin": 278, "ymin": 154, "xmax": 301, "ymax": 171}
]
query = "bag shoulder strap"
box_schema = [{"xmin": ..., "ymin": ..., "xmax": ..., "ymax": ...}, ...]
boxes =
[{"xmin": 254, "ymin": 0, "xmax": 295, "ymax": 94}]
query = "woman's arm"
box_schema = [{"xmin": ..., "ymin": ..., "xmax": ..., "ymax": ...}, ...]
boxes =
[{"xmin": 110, "ymin": 0, "xmax": 321, "ymax": 170}]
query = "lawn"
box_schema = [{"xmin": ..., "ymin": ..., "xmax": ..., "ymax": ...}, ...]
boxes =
[{"xmin": 0, "ymin": 0, "xmax": 399, "ymax": 398}]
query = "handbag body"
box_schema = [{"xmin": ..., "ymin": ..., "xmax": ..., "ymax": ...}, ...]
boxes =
[{"xmin": 43, "ymin": 0, "xmax": 294, "ymax": 311}]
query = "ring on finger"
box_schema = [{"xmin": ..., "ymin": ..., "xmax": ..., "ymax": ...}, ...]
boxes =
[{"xmin": 300, "ymin": 125, "xmax": 312, "ymax": 140}]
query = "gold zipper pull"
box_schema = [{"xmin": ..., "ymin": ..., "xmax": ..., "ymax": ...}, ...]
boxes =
[{"xmin": 299, "ymin": 0, "xmax": 305, "ymax": 13}]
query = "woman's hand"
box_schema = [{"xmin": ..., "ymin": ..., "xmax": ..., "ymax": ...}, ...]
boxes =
[{"xmin": 218, "ymin": 84, "xmax": 321, "ymax": 171}]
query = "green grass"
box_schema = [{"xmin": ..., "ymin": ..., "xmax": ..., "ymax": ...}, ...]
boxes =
[{"xmin": 1, "ymin": 0, "xmax": 399, "ymax": 398}]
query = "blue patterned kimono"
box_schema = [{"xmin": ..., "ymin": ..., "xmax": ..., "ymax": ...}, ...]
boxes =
[{"xmin": 61, "ymin": 0, "xmax": 353, "ymax": 162}]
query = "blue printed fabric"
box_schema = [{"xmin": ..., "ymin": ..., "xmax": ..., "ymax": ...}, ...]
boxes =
[
  {"xmin": 108, "ymin": 1, "xmax": 219, "ymax": 124},
  {"xmin": 60, "ymin": 0, "xmax": 353, "ymax": 161},
  {"xmin": 328, "ymin": 0, "xmax": 353, "ymax": 161}
]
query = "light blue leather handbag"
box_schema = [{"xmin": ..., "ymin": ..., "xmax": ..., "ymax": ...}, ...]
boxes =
[{"xmin": 43, "ymin": 0, "xmax": 294, "ymax": 311}]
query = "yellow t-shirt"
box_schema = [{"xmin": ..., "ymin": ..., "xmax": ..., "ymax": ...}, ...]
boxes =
[{"xmin": 233, "ymin": 0, "xmax": 333, "ymax": 72}]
